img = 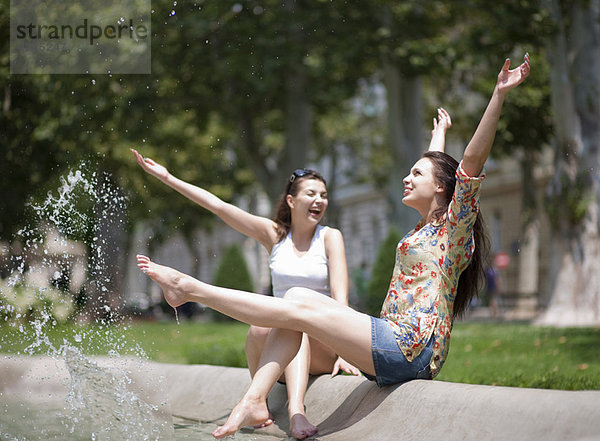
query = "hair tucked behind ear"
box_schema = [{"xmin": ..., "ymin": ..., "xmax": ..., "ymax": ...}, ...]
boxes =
[
  {"xmin": 273, "ymin": 170, "xmax": 326, "ymax": 243},
  {"xmin": 423, "ymin": 151, "xmax": 490, "ymax": 319}
]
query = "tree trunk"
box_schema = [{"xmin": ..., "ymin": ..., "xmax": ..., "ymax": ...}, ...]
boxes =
[
  {"xmin": 537, "ymin": 0, "xmax": 600, "ymax": 326},
  {"xmin": 236, "ymin": 0, "xmax": 311, "ymax": 207},
  {"xmin": 383, "ymin": 62, "xmax": 422, "ymax": 232},
  {"xmin": 516, "ymin": 151, "xmax": 540, "ymax": 300},
  {"xmin": 281, "ymin": 63, "xmax": 312, "ymax": 184}
]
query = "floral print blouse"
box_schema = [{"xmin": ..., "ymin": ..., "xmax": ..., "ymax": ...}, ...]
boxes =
[{"xmin": 379, "ymin": 161, "xmax": 484, "ymax": 378}]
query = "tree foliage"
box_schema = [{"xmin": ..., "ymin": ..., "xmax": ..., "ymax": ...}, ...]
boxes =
[{"xmin": 7, "ymin": 0, "xmax": 591, "ymax": 322}]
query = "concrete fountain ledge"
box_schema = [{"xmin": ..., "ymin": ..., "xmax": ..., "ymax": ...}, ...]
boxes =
[{"xmin": 2, "ymin": 355, "xmax": 600, "ymax": 440}]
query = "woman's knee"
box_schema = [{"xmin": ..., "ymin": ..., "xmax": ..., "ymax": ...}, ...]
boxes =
[
  {"xmin": 282, "ymin": 288, "xmax": 334, "ymax": 332},
  {"xmin": 247, "ymin": 325, "xmax": 271, "ymax": 340},
  {"xmin": 245, "ymin": 325, "xmax": 270, "ymax": 352},
  {"xmin": 282, "ymin": 287, "xmax": 318, "ymax": 305}
]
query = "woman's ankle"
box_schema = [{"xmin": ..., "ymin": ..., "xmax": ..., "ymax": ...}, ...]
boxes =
[{"xmin": 288, "ymin": 404, "xmax": 306, "ymax": 417}]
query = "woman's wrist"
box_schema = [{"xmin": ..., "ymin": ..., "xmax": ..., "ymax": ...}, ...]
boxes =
[
  {"xmin": 493, "ymin": 85, "xmax": 509, "ymax": 100},
  {"xmin": 161, "ymin": 172, "xmax": 174, "ymax": 184}
]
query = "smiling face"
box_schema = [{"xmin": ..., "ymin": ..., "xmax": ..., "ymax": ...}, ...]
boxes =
[
  {"xmin": 287, "ymin": 178, "xmax": 328, "ymax": 224},
  {"xmin": 402, "ymin": 157, "xmax": 444, "ymax": 215}
]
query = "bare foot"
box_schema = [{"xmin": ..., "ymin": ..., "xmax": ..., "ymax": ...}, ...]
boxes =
[
  {"xmin": 290, "ymin": 413, "xmax": 318, "ymax": 439},
  {"xmin": 212, "ymin": 396, "xmax": 270, "ymax": 439},
  {"xmin": 136, "ymin": 255, "xmax": 189, "ymax": 308},
  {"xmin": 252, "ymin": 410, "xmax": 274, "ymax": 428}
]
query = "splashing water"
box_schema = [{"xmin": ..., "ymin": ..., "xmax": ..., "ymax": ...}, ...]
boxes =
[
  {"xmin": 0, "ymin": 163, "xmax": 175, "ymax": 440},
  {"xmin": 62, "ymin": 346, "xmax": 170, "ymax": 440},
  {"xmin": 174, "ymin": 307, "xmax": 180, "ymax": 326}
]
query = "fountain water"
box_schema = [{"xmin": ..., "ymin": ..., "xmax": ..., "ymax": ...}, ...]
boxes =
[
  {"xmin": 0, "ymin": 164, "xmax": 278, "ymax": 440},
  {"xmin": 0, "ymin": 165, "xmax": 175, "ymax": 440}
]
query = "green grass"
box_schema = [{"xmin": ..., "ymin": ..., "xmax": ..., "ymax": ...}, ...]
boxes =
[
  {"xmin": 127, "ymin": 321, "xmax": 251, "ymax": 366},
  {"xmin": 436, "ymin": 323, "xmax": 600, "ymax": 390},
  {"xmin": 0, "ymin": 319, "xmax": 251, "ymax": 367},
  {"xmin": 1, "ymin": 320, "xmax": 599, "ymax": 390}
]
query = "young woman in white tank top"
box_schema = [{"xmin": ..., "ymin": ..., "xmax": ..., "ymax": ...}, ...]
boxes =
[
  {"xmin": 269, "ymin": 224, "xmax": 330, "ymax": 298},
  {"xmin": 132, "ymin": 152, "xmax": 360, "ymax": 439}
]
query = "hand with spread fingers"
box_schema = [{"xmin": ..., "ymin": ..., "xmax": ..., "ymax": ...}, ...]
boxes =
[{"xmin": 496, "ymin": 52, "xmax": 530, "ymax": 95}]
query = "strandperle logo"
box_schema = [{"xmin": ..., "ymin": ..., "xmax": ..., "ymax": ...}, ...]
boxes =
[
  {"xmin": 15, "ymin": 18, "xmax": 149, "ymax": 46},
  {"xmin": 10, "ymin": 0, "xmax": 151, "ymax": 74}
]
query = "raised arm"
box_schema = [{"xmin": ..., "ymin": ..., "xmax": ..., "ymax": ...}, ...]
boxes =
[
  {"xmin": 427, "ymin": 107, "xmax": 452, "ymax": 152},
  {"xmin": 462, "ymin": 53, "xmax": 530, "ymax": 177},
  {"xmin": 131, "ymin": 149, "xmax": 278, "ymax": 251}
]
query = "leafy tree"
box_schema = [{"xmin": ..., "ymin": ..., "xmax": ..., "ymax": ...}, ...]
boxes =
[
  {"xmin": 0, "ymin": 0, "xmax": 248, "ymax": 319},
  {"xmin": 374, "ymin": 1, "xmax": 460, "ymax": 232},
  {"xmin": 536, "ymin": 0, "xmax": 600, "ymax": 326},
  {"xmin": 170, "ymin": 0, "xmax": 381, "ymax": 203}
]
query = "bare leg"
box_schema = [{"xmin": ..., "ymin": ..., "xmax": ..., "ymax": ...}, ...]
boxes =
[
  {"xmin": 245, "ymin": 325, "xmax": 274, "ymax": 428},
  {"xmin": 214, "ymin": 327, "xmax": 303, "ymax": 438},
  {"xmin": 245, "ymin": 325, "xmax": 271, "ymax": 377},
  {"xmin": 136, "ymin": 255, "xmax": 374, "ymax": 371},
  {"xmin": 307, "ymin": 337, "xmax": 338, "ymax": 375},
  {"xmin": 247, "ymin": 329, "xmax": 341, "ymax": 437},
  {"xmin": 284, "ymin": 334, "xmax": 318, "ymax": 439},
  {"xmin": 136, "ymin": 255, "xmax": 374, "ymax": 438}
]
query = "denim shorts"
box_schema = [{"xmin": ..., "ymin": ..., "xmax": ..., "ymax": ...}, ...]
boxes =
[{"xmin": 363, "ymin": 316, "xmax": 434, "ymax": 387}]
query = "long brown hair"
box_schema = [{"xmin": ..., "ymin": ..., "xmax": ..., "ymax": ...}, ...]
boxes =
[
  {"xmin": 273, "ymin": 169, "xmax": 327, "ymax": 242},
  {"xmin": 423, "ymin": 151, "xmax": 490, "ymax": 319}
]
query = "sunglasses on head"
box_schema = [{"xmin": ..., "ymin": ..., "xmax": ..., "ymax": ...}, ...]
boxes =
[{"xmin": 289, "ymin": 168, "xmax": 312, "ymax": 183}]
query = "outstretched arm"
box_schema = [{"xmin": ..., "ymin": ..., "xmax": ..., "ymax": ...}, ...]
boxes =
[
  {"xmin": 427, "ymin": 107, "xmax": 452, "ymax": 152},
  {"xmin": 462, "ymin": 53, "xmax": 530, "ymax": 177},
  {"xmin": 131, "ymin": 149, "xmax": 278, "ymax": 251}
]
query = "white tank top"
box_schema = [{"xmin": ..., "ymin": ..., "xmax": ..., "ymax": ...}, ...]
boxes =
[{"xmin": 269, "ymin": 224, "xmax": 330, "ymax": 298}]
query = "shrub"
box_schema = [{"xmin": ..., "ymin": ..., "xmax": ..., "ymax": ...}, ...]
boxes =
[
  {"xmin": 363, "ymin": 229, "xmax": 403, "ymax": 317},
  {"xmin": 211, "ymin": 244, "xmax": 254, "ymax": 321}
]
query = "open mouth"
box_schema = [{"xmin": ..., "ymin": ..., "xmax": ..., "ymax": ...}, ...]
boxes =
[{"xmin": 309, "ymin": 208, "xmax": 321, "ymax": 216}]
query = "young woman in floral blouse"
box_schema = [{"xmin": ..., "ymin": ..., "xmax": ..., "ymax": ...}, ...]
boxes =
[{"xmin": 136, "ymin": 54, "xmax": 530, "ymax": 439}]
